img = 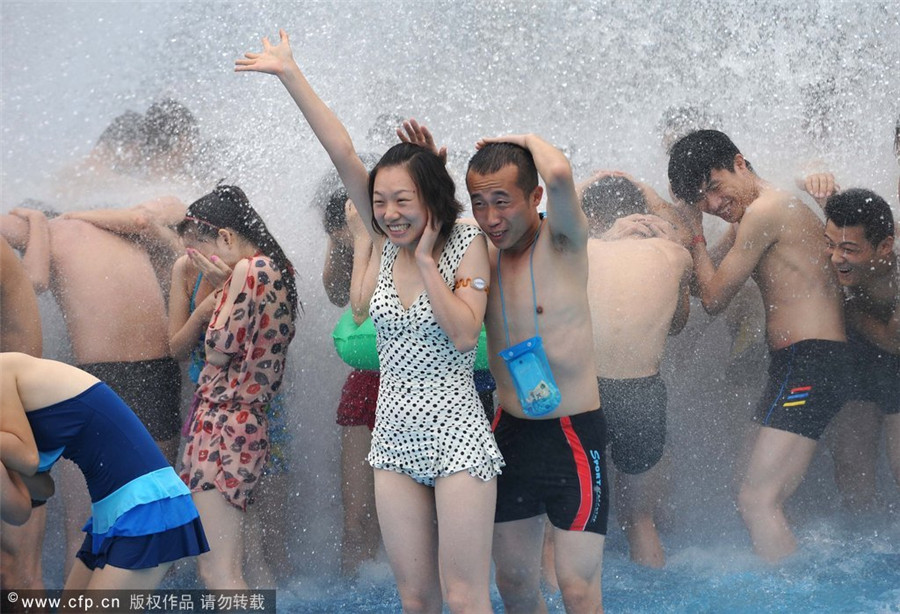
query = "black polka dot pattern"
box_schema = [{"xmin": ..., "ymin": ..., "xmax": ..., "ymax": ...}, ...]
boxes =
[{"xmin": 367, "ymin": 223, "xmax": 505, "ymax": 486}]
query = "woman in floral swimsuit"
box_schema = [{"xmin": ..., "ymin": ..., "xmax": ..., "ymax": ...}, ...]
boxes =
[{"xmin": 176, "ymin": 185, "xmax": 297, "ymax": 590}]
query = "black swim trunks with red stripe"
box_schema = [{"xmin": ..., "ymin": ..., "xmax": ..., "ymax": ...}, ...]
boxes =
[{"xmin": 492, "ymin": 408, "xmax": 609, "ymax": 535}]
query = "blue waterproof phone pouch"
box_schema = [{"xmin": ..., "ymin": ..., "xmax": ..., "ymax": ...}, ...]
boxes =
[
  {"xmin": 499, "ymin": 335, "xmax": 561, "ymax": 417},
  {"xmin": 496, "ymin": 219, "xmax": 561, "ymax": 417}
]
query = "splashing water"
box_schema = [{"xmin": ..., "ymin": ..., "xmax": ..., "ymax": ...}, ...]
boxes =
[{"xmin": 3, "ymin": 1, "xmax": 899, "ymax": 612}]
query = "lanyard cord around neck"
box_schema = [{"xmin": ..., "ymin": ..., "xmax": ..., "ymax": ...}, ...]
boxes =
[{"xmin": 497, "ymin": 219, "xmax": 543, "ymax": 347}]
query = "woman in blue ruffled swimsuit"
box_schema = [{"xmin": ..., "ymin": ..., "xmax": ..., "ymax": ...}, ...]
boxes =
[{"xmin": 0, "ymin": 352, "xmax": 209, "ymax": 590}]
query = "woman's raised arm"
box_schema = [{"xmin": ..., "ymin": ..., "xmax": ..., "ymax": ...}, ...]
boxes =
[{"xmin": 236, "ymin": 30, "xmax": 375, "ymax": 239}]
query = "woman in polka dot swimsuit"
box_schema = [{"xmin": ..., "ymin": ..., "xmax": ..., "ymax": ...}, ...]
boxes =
[{"xmin": 238, "ymin": 30, "xmax": 503, "ymax": 613}]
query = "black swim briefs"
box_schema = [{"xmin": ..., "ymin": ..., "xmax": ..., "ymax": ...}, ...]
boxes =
[
  {"xmin": 846, "ymin": 330, "xmax": 900, "ymax": 415},
  {"xmin": 597, "ymin": 375, "xmax": 667, "ymax": 475},
  {"xmin": 492, "ymin": 408, "xmax": 609, "ymax": 535},
  {"xmin": 79, "ymin": 357, "xmax": 182, "ymax": 440},
  {"xmin": 752, "ymin": 339, "xmax": 851, "ymax": 440}
]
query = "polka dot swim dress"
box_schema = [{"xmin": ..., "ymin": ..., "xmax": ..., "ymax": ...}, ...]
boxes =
[{"xmin": 367, "ymin": 223, "xmax": 505, "ymax": 486}]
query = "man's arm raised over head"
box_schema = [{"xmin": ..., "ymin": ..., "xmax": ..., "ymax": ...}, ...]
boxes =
[{"xmin": 477, "ymin": 133, "xmax": 589, "ymax": 252}]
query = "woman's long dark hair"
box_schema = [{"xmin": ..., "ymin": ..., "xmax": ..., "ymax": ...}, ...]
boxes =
[{"xmin": 177, "ymin": 185, "xmax": 299, "ymax": 320}]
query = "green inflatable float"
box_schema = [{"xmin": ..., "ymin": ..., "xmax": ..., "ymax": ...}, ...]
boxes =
[{"xmin": 332, "ymin": 308, "xmax": 491, "ymax": 371}]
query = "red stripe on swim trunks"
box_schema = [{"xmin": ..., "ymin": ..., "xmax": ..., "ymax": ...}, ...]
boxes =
[
  {"xmin": 790, "ymin": 386, "xmax": 812, "ymax": 393},
  {"xmin": 560, "ymin": 416, "xmax": 592, "ymax": 532},
  {"xmin": 491, "ymin": 407, "xmax": 503, "ymax": 432}
]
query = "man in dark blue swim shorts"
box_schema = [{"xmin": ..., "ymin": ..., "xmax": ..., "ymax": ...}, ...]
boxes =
[
  {"xmin": 751, "ymin": 340, "xmax": 851, "ymax": 440},
  {"xmin": 823, "ymin": 188, "xmax": 900, "ymax": 500},
  {"xmin": 80, "ymin": 358, "xmax": 182, "ymax": 443},
  {"xmin": 670, "ymin": 130, "xmax": 850, "ymax": 562},
  {"xmin": 581, "ymin": 173, "xmax": 693, "ymax": 568}
]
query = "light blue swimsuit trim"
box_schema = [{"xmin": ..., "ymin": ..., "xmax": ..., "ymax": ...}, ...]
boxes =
[
  {"xmin": 83, "ymin": 494, "xmax": 199, "ymax": 552},
  {"xmin": 89, "ymin": 467, "xmax": 191, "ymax": 534},
  {"xmin": 38, "ymin": 447, "xmax": 65, "ymax": 472}
]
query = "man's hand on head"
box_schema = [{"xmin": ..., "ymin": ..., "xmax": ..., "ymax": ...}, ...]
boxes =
[{"xmin": 9, "ymin": 208, "xmax": 47, "ymax": 224}]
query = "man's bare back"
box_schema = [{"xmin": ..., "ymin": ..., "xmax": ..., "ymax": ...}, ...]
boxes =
[
  {"xmin": 47, "ymin": 218, "xmax": 170, "ymax": 364},
  {"xmin": 587, "ymin": 237, "xmax": 691, "ymax": 378}
]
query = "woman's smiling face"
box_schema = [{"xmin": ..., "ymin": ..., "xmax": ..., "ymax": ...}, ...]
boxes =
[{"xmin": 372, "ymin": 164, "xmax": 427, "ymax": 248}]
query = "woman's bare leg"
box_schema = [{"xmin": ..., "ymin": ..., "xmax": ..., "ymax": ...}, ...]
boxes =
[
  {"xmin": 192, "ymin": 490, "xmax": 247, "ymax": 590},
  {"xmin": 340, "ymin": 426, "xmax": 380, "ymax": 576},
  {"xmin": 374, "ymin": 470, "xmax": 441, "ymax": 614},
  {"xmin": 434, "ymin": 472, "xmax": 496, "ymax": 614}
]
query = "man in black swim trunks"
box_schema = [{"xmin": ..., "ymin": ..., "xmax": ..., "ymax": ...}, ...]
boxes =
[
  {"xmin": 669, "ymin": 130, "xmax": 850, "ymax": 562},
  {"xmin": 583, "ymin": 175, "xmax": 692, "ymax": 568},
  {"xmin": 823, "ymin": 188, "xmax": 900, "ymax": 497},
  {"xmin": 468, "ymin": 134, "xmax": 609, "ymax": 612}
]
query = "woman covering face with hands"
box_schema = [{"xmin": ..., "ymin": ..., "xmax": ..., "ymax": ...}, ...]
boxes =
[{"xmin": 174, "ymin": 185, "xmax": 297, "ymax": 590}]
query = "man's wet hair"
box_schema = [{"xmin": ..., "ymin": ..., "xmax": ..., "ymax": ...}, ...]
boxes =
[
  {"xmin": 144, "ymin": 98, "xmax": 199, "ymax": 155},
  {"xmin": 467, "ymin": 143, "xmax": 539, "ymax": 196},
  {"xmin": 582, "ymin": 176, "xmax": 648, "ymax": 233},
  {"xmin": 668, "ymin": 130, "xmax": 750, "ymax": 205},
  {"xmin": 824, "ymin": 188, "xmax": 895, "ymax": 247},
  {"xmin": 96, "ymin": 111, "xmax": 145, "ymax": 148},
  {"xmin": 368, "ymin": 143, "xmax": 462, "ymax": 240}
]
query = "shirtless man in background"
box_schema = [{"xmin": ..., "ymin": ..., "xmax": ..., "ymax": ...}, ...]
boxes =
[
  {"xmin": 0, "ymin": 101, "xmax": 196, "ymax": 582},
  {"xmin": 0, "ymin": 197, "xmax": 185, "ymax": 457},
  {"xmin": 0, "ymin": 196, "xmax": 185, "ymax": 573},
  {"xmin": 583, "ymin": 175, "xmax": 692, "ymax": 568},
  {"xmin": 793, "ymin": 129, "xmax": 899, "ymax": 510},
  {"xmin": 0, "ymin": 102, "xmax": 195, "ymax": 462},
  {"xmin": 0, "ymin": 239, "xmax": 45, "ymax": 594},
  {"xmin": 823, "ymin": 189, "xmax": 900, "ymax": 503},
  {"xmin": 669, "ymin": 129, "xmax": 848, "ymax": 562}
]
